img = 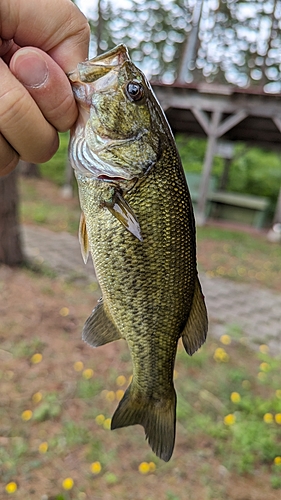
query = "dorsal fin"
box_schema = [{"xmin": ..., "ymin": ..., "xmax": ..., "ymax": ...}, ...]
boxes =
[
  {"xmin": 79, "ymin": 212, "xmax": 89, "ymax": 264},
  {"xmin": 181, "ymin": 276, "xmax": 208, "ymax": 355}
]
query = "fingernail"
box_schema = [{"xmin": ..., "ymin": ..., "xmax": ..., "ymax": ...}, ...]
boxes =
[{"xmin": 12, "ymin": 49, "xmax": 49, "ymax": 88}]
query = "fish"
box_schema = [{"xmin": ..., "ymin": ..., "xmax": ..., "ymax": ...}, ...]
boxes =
[{"xmin": 68, "ymin": 44, "xmax": 208, "ymax": 462}]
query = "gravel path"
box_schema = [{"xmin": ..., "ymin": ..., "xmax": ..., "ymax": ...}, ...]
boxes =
[{"xmin": 22, "ymin": 225, "xmax": 281, "ymax": 354}]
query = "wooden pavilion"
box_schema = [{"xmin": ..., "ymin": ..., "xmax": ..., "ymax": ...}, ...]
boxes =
[{"xmin": 152, "ymin": 81, "xmax": 281, "ymax": 227}]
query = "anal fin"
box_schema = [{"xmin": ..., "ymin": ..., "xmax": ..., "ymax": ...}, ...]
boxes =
[
  {"xmin": 181, "ymin": 275, "xmax": 208, "ymax": 355},
  {"xmin": 82, "ymin": 299, "xmax": 122, "ymax": 347}
]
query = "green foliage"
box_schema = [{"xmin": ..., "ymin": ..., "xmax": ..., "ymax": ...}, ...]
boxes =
[
  {"xmin": 39, "ymin": 132, "xmax": 69, "ymax": 186},
  {"xmin": 176, "ymin": 135, "xmax": 224, "ymax": 177},
  {"xmin": 176, "ymin": 134, "xmax": 281, "ymax": 212}
]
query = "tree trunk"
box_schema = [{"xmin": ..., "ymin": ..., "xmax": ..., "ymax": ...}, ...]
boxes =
[
  {"xmin": 18, "ymin": 160, "xmax": 40, "ymax": 178},
  {"xmin": 0, "ymin": 168, "xmax": 24, "ymax": 266}
]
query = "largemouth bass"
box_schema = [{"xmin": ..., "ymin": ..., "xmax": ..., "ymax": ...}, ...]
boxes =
[{"xmin": 68, "ymin": 44, "xmax": 208, "ymax": 462}]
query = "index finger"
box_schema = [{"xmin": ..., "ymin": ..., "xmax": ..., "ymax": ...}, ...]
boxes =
[{"xmin": 1, "ymin": 0, "xmax": 90, "ymax": 72}]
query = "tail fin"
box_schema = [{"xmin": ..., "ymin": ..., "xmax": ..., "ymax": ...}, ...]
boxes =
[{"xmin": 111, "ymin": 383, "xmax": 176, "ymax": 462}]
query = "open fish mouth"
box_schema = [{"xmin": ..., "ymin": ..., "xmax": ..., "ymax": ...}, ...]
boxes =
[{"xmin": 68, "ymin": 44, "xmax": 130, "ymax": 93}]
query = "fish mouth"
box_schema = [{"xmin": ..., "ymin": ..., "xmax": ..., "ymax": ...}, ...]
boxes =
[
  {"xmin": 69, "ymin": 45, "xmax": 143, "ymax": 185},
  {"xmin": 68, "ymin": 44, "xmax": 130, "ymax": 89}
]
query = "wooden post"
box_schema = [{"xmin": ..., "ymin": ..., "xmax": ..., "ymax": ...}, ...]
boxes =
[
  {"xmin": 273, "ymin": 186, "xmax": 281, "ymax": 224},
  {"xmin": 196, "ymin": 110, "xmax": 222, "ymax": 224},
  {"xmin": 0, "ymin": 168, "xmax": 24, "ymax": 266}
]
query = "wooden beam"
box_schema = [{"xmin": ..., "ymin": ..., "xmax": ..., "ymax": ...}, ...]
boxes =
[
  {"xmin": 217, "ymin": 110, "xmax": 248, "ymax": 137},
  {"xmin": 273, "ymin": 186, "xmax": 281, "ymax": 224},
  {"xmin": 273, "ymin": 116, "xmax": 281, "ymax": 134},
  {"xmin": 190, "ymin": 107, "xmax": 211, "ymax": 135}
]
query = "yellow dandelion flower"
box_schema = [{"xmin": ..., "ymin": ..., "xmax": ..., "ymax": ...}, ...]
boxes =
[
  {"xmin": 275, "ymin": 413, "xmax": 281, "ymax": 425},
  {"xmin": 116, "ymin": 375, "xmax": 126, "ymax": 386},
  {"xmin": 74, "ymin": 361, "xmax": 84, "ymax": 372},
  {"xmin": 230, "ymin": 392, "xmax": 241, "ymax": 403},
  {"xmin": 31, "ymin": 353, "xmax": 42, "ymax": 364},
  {"xmin": 90, "ymin": 461, "xmax": 102, "ymax": 474},
  {"xmin": 259, "ymin": 344, "xmax": 269, "ymax": 354},
  {"xmin": 83, "ymin": 368, "xmax": 94, "ymax": 379},
  {"xmin": 257, "ymin": 372, "xmax": 266, "ymax": 381},
  {"xmin": 105, "ymin": 390, "xmax": 115, "ymax": 402},
  {"xmin": 276, "ymin": 390, "xmax": 281, "ymax": 399},
  {"xmin": 59, "ymin": 307, "xmax": 69, "ymax": 317},
  {"xmin": 62, "ymin": 478, "xmax": 74, "ymax": 490},
  {"xmin": 214, "ymin": 347, "xmax": 229, "ymax": 363},
  {"xmin": 274, "ymin": 456, "xmax": 281, "ymax": 465},
  {"xmin": 38, "ymin": 441, "xmax": 48, "ymax": 454},
  {"xmin": 224, "ymin": 414, "xmax": 236, "ymax": 426},
  {"xmin": 32, "ymin": 391, "xmax": 42, "ymax": 404},
  {"xmin": 21, "ymin": 409, "xmax": 33, "ymax": 421},
  {"xmin": 263, "ymin": 413, "xmax": 273, "ymax": 424},
  {"xmin": 220, "ymin": 334, "xmax": 231, "ymax": 345},
  {"xmin": 103, "ymin": 418, "xmax": 111, "ymax": 430},
  {"xmin": 5, "ymin": 482, "xmax": 17, "ymax": 494},
  {"xmin": 95, "ymin": 414, "xmax": 105, "ymax": 426},
  {"xmin": 138, "ymin": 462, "xmax": 150, "ymax": 474},
  {"xmin": 149, "ymin": 462, "xmax": 156, "ymax": 472},
  {"xmin": 260, "ymin": 362, "xmax": 270, "ymax": 372},
  {"xmin": 116, "ymin": 390, "xmax": 124, "ymax": 401},
  {"xmin": 242, "ymin": 380, "xmax": 251, "ymax": 389}
]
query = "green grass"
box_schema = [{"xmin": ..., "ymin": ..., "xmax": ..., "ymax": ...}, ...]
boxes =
[
  {"xmin": 7, "ymin": 137, "xmax": 281, "ymax": 497},
  {"xmin": 1, "ymin": 302, "xmax": 281, "ymax": 497},
  {"xmin": 175, "ymin": 339, "xmax": 281, "ymax": 480},
  {"xmin": 197, "ymin": 225, "xmax": 281, "ymax": 292}
]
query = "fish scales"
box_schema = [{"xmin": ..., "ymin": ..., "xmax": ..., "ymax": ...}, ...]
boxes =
[{"xmin": 68, "ymin": 44, "xmax": 208, "ymax": 461}]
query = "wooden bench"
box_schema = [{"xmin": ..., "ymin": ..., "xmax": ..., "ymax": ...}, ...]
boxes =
[
  {"xmin": 185, "ymin": 172, "xmax": 217, "ymax": 217},
  {"xmin": 184, "ymin": 172, "xmax": 270, "ymax": 228},
  {"xmin": 209, "ymin": 191, "xmax": 270, "ymax": 229}
]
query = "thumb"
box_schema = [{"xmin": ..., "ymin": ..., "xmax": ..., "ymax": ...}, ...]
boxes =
[{"xmin": 10, "ymin": 47, "xmax": 77, "ymax": 132}]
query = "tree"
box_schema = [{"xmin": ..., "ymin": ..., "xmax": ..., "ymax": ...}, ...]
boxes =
[
  {"xmin": 18, "ymin": 160, "xmax": 40, "ymax": 178},
  {"xmin": 0, "ymin": 168, "xmax": 24, "ymax": 266},
  {"xmin": 85, "ymin": 0, "xmax": 281, "ymax": 90}
]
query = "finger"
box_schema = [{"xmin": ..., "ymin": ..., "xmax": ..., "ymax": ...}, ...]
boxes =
[
  {"xmin": 0, "ymin": 58, "xmax": 59, "ymax": 164},
  {"xmin": 1, "ymin": 0, "xmax": 90, "ymax": 72},
  {"xmin": 10, "ymin": 47, "xmax": 77, "ymax": 132},
  {"xmin": 0, "ymin": 133, "xmax": 19, "ymax": 176}
]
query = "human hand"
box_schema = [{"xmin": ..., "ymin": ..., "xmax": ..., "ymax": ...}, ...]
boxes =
[{"xmin": 0, "ymin": 0, "xmax": 90, "ymax": 176}]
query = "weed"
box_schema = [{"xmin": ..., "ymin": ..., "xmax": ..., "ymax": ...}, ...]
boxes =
[
  {"xmin": 33, "ymin": 393, "xmax": 61, "ymax": 422},
  {"xmin": 76, "ymin": 378, "xmax": 102, "ymax": 399},
  {"xmin": 62, "ymin": 420, "xmax": 90, "ymax": 446}
]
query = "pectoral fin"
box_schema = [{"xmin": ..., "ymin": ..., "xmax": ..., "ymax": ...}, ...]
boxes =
[
  {"xmin": 104, "ymin": 191, "xmax": 143, "ymax": 242},
  {"xmin": 181, "ymin": 276, "xmax": 208, "ymax": 355},
  {"xmin": 82, "ymin": 299, "xmax": 122, "ymax": 347},
  {"xmin": 79, "ymin": 212, "xmax": 89, "ymax": 264}
]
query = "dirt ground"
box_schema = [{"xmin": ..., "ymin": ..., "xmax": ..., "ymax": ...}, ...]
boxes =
[
  {"xmin": 1, "ymin": 262, "xmax": 281, "ymax": 500},
  {"xmin": 0, "ymin": 176, "xmax": 279, "ymax": 499}
]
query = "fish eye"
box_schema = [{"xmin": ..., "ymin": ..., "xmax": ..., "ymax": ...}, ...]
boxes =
[{"xmin": 126, "ymin": 81, "xmax": 144, "ymax": 102}]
